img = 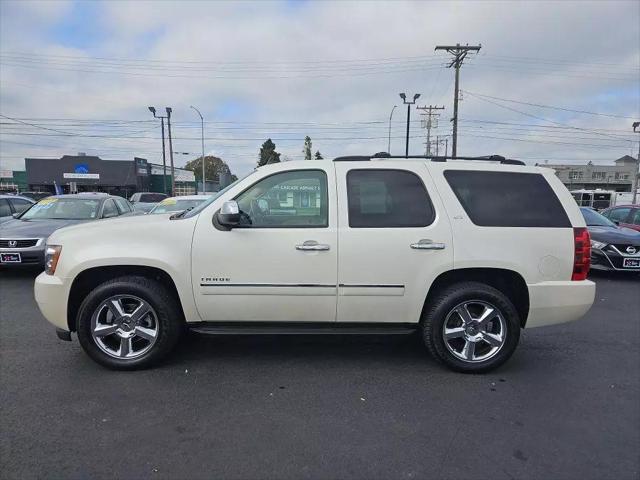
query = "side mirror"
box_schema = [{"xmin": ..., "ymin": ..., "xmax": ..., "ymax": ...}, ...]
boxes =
[
  {"xmin": 12, "ymin": 212, "xmax": 20, "ymax": 218},
  {"xmin": 612, "ymin": 219, "xmax": 620, "ymax": 226},
  {"xmin": 216, "ymin": 200, "xmax": 240, "ymax": 228}
]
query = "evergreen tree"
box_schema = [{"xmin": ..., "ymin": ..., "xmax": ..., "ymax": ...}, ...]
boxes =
[
  {"xmin": 314, "ymin": 150, "xmax": 323, "ymax": 160},
  {"xmin": 303, "ymin": 136, "xmax": 313, "ymax": 160},
  {"xmin": 258, "ymin": 139, "xmax": 281, "ymax": 166}
]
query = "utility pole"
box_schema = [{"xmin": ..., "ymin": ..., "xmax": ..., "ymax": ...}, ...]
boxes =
[
  {"xmin": 399, "ymin": 93, "xmax": 421, "ymax": 158},
  {"xmin": 166, "ymin": 107, "xmax": 175, "ymax": 196},
  {"xmin": 417, "ymin": 104, "xmax": 444, "ymax": 156},
  {"xmin": 633, "ymin": 121, "xmax": 639, "ymax": 204},
  {"xmin": 148, "ymin": 107, "xmax": 168, "ymax": 194},
  {"xmin": 435, "ymin": 43, "xmax": 481, "ymax": 157},
  {"xmin": 190, "ymin": 106, "xmax": 205, "ymax": 194},
  {"xmin": 388, "ymin": 105, "xmax": 397, "ymax": 154}
]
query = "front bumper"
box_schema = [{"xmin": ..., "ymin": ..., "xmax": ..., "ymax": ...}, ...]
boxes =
[
  {"xmin": 526, "ymin": 280, "xmax": 596, "ymax": 328},
  {"xmin": 34, "ymin": 272, "xmax": 70, "ymax": 330},
  {"xmin": 591, "ymin": 247, "xmax": 640, "ymax": 272},
  {"xmin": 0, "ymin": 241, "xmax": 45, "ymax": 267}
]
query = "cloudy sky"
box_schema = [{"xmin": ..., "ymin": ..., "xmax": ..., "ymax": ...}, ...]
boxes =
[{"xmin": 0, "ymin": 0, "xmax": 638, "ymax": 177}]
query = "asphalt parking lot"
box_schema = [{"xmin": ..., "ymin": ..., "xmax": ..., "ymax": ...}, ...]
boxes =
[{"xmin": 1, "ymin": 268, "xmax": 638, "ymax": 480}]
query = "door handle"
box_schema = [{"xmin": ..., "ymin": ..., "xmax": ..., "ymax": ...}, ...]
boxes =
[
  {"xmin": 410, "ymin": 239, "xmax": 446, "ymax": 250},
  {"xmin": 296, "ymin": 240, "xmax": 330, "ymax": 251}
]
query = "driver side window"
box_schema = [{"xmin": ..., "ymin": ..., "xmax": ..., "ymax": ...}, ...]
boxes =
[{"xmin": 235, "ymin": 170, "xmax": 328, "ymax": 228}]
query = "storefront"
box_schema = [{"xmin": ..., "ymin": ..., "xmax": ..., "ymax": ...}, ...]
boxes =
[{"xmin": 24, "ymin": 154, "xmax": 196, "ymax": 197}]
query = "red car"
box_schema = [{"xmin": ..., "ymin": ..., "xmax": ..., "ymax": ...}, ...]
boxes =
[{"xmin": 601, "ymin": 205, "xmax": 640, "ymax": 232}]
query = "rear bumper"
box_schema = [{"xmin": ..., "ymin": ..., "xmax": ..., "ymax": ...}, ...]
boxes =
[
  {"xmin": 525, "ymin": 280, "xmax": 595, "ymax": 328},
  {"xmin": 34, "ymin": 272, "xmax": 70, "ymax": 330}
]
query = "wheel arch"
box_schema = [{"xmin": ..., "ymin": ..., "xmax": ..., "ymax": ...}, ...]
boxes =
[
  {"xmin": 66, "ymin": 265, "xmax": 185, "ymax": 332},
  {"xmin": 422, "ymin": 268, "xmax": 530, "ymax": 327}
]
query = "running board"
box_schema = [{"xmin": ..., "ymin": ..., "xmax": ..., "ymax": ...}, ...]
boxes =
[{"xmin": 188, "ymin": 322, "xmax": 418, "ymax": 336}]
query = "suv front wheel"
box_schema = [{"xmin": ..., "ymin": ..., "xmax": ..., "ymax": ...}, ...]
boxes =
[
  {"xmin": 422, "ymin": 282, "xmax": 521, "ymax": 373},
  {"xmin": 76, "ymin": 275, "xmax": 183, "ymax": 370}
]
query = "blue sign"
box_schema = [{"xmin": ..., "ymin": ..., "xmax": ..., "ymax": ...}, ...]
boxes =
[{"xmin": 74, "ymin": 164, "xmax": 89, "ymax": 174}]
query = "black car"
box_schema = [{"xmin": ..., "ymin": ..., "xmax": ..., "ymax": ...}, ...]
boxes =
[
  {"xmin": 0, "ymin": 194, "xmax": 136, "ymax": 267},
  {"xmin": 580, "ymin": 207, "xmax": 640, "ymax": 272}
]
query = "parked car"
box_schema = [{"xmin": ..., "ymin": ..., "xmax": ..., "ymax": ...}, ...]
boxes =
[
  {"xmin": 600, "ymin": 204, "xmax": 640, "ymax": 232},
  {"xmin": 35, "ymin": 156, "xmax": 595, "ymax": 372},
  {"xmin": 19, "ymin": 191, "xmax": 53, "ymax": 202},
  {"xmin": 0, "ymin": 194, "xmax": 35, "ymax": 224},
  {"xmin": 580, "ymin": 207, "xmax": 640, "ymax": 272},
  {"xmin": 148, "ymin": 195, "xmax": 210, "ymax": 215},
  {"xmin": 130, "ymin": 192, "xmax": 168, "ymax": 214},
  {"xmin": 0, "ymin": 194, "xmax": 136, "ymax": 268}
]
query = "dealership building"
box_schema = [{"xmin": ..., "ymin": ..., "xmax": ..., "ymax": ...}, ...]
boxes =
[{"xmin": 19, "ymin": 154, "xmax": 198, "ymax": 197}]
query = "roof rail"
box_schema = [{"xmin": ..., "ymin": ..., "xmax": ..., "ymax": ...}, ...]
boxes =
[{"xmin": 332, "ymin": 153, "xmax": 525, "ymax": 166}]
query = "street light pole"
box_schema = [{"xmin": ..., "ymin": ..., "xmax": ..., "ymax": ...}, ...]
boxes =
[
  {"xmin": 148, "ymin": 106, "xmax": 168, "ymax": 194},
  {"xmin": 166, "ymin": 107, "xmax": 175, "ymax": 196},
  {"xmin": 388, "ymin": 105, "xmax": 397, "ymax": 154},
  {"xmin": 633, "ymin": 121, "xmax": 639, "ymax": 204},
  {"xmin": 190, "ymin": 106, "xmax": 205, "ymax": 194},
  {"xmin": 399, "ymin": 93, "xmax": 421, "ymax": 158}
]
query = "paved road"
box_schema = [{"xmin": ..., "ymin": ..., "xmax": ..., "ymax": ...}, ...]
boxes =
[{"xmin": 1, "ymin": 268, "xmax": 638, "ymax": 480}]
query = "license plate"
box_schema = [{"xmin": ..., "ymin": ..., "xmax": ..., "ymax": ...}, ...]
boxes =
[
  {"xmin": 623, "ymin": 258, "xmax": 640, "ymax": 268},
  {"xmin": 0, "ymin": 252, "xmax": 22, "ymax": 263}
]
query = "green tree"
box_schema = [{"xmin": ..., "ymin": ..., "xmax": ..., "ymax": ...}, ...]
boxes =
[
  {"xmin": 183, "ymin": 155, "xmax": 237, "ymax": 184},
  {"xmin": 303, "ymin": 136, "xmax": 313, "ymax": 160},
  {"xmin": 258, "ymin": 139, "xmax": 281, "ymax": 166},
  {"xmin": 314, "ymin": 150, "xmax": 323, "ymax": 160}
]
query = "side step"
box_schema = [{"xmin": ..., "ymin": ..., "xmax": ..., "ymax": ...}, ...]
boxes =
[{"xmin": 188, "ymin": 322, "xmax": 419, "ymax": 336}]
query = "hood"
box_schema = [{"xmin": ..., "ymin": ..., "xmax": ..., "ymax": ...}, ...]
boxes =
[
  {"xmin": 587, "ymin": 225, "xmax": 640, "ymax": 245},
  {"xmin": 49, "ymin": 212, "xmax": 179, "ymax": 242},
  {"xmin": 0, "ymin": 218, "xmax": 89, "ymax": 239}
]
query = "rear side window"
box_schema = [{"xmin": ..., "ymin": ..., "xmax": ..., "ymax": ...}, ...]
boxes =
[
  {"xmin": 114, "ymin": 197, "xmax": 132, "ymax": 214},
  {"xmin": 444, "ymin": 170, "xmax": 571, "ymax": 228},
  {"xmin": 347, "ymin": 169, "xmax": 435, "ymax": 228}
]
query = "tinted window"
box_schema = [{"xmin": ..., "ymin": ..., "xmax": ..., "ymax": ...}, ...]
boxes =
[
  {"xmin": 102, "ymin": 199, "xmax": 119, "ymax": 218},
  {"xmin": 444, "ymin": 171, "xmax": 571, "ymax": 228},
  {"xmin": 9, "ymin": 198, "xmax": 32, "ymax": 213},
  {"xmin": 114, "ymin": 197, "xmax": 132, "ymax": 214},
  {"xmin": 139, "ymin": 193, "xmax": 167, "ymax": 203},
  {"xmin": 0, "ymin": 199, "xmax": 11, "ymax": 217},
  {"xmin": 235, "ymin": 170, "xmax": 328, "ymax": 227},
  {"xmin": 607, "ymin": 207, "xmax": 631, "ymax": 222},
  {"xmin": 347, "ymin": 170, "xmax": 434, "ymax": 228}
]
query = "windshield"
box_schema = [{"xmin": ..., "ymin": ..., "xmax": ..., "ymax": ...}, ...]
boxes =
[
  {"xmin": 20, "ymin": 197, "xmax": 102, "ymax": 220},
  {"xmin": 580, "ymin": 207, "xmax": 616, "ymax": 227},
  {"xmin": 149, "ymin": 198, "xmax": 208, "ymax": 214},
  {"xmin": 183, "ymin": 172, "xmax": 256, "ymax": 218}
]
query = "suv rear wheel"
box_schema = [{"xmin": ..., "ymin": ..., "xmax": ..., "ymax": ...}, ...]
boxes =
[
  {"xmin": 422, "ymin": 282, "xmax": 520, "ymax": 373},
  {"xmin": 76, "ymin": 275, "xmax": 182, "ymax": 370}
]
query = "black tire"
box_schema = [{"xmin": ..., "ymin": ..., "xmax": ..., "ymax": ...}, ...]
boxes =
[
  {"xmin": 76, "ymin": 275, "xmax": 183, "ymax": 370},
  {"xmin": 422, "ymin": 281, "xmax": 520, "ymax": 373}
]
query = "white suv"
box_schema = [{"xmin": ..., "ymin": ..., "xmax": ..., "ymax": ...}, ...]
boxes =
[{"xmin": 34, "ymin": 155, "xmax": 595, "ymax": 373}]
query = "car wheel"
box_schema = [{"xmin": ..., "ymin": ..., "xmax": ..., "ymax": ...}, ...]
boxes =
[
  {"xmin": 76, "ymin": 275, "xmax": 183, "ymax": 370},
  {"xmin": 422, "ymin": 281, "xmax": 520, "ymax": 373}
]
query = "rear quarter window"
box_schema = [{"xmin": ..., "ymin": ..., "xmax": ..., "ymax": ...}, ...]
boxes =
[{"xmin": 444, "ymin": 170, "xmax": 571, "ymax": 228}]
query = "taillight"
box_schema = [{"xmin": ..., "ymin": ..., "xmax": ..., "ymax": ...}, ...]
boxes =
[{"xmin": 572, "ymin": 227, "xmax": 591, "ymax": 281}]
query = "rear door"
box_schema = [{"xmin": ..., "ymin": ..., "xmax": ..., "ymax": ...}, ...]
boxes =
[{"xmin": 334, "ymin": 161, "xmax": 453, "ymax": 324}]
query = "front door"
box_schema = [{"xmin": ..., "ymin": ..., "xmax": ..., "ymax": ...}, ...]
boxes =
[
  {"xmin": 191, "ymin": 166, "xmax": 338, "ymax": 322},
  {"xmin": 334, "ymin": 161, "xmax": 453, "ymax": 323}
]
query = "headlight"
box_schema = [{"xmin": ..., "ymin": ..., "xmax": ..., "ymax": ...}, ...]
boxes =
[
  {"xmin": 590, "ymin": 240, "xmax": 606, "ymax": 250},
  {"xmin": 44, "ymin": 245, "xmax": 62, "ymax": 275}
]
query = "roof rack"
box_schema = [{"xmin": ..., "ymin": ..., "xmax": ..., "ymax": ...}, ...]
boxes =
[{"xmin": 332, "ymin": 153, "xmax": 525, "ymax": 166}]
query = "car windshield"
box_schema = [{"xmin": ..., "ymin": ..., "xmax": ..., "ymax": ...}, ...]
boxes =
[
  {"xmin": 149, "ymin": 198, "xmax": 207, "ymax": 214},
  {"xmin": 580, "ymin": 207, "xmax": 616, "ymax": 227},
  {"xmin": 20, "ymin": 197, "xmax": 102, "ymax": 220},
  {"xmin": 183, "ymin": 172, "xmax": 256, "ymax": 218}
]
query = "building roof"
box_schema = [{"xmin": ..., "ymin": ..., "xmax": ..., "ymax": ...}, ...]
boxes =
[{"xmin": 615, "ymin": 155, "xmax": 638, "ymax": 165}]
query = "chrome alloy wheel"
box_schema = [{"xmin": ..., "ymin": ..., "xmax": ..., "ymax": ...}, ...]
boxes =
[
  {"xmin": 91, "ymin": 295, "xmax": 159, "ymax": 360},
  {"xmin": 442, "ymin": 300, "xmax": 507, "ymax": 363}
]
